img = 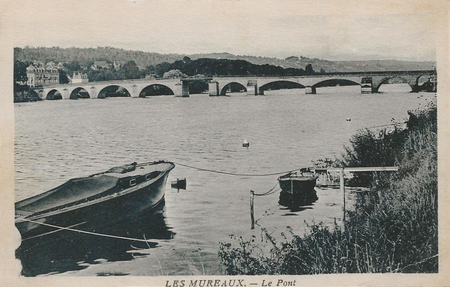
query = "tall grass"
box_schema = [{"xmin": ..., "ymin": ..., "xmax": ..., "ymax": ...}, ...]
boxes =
[{"xmin": 219, "ymin": 100, "xmax": 438, "ymax": 274}]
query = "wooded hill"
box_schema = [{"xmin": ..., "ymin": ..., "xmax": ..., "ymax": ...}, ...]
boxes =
[{"xmin": 14, "ymin": 47, "xmax": 435, "ymax": 73}]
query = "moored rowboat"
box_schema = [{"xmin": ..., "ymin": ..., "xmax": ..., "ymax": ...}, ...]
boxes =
[
  {"xmin": 278, "ymin": 168, "xmax": 318, "ymax": 206},
  {"xmin": 15, "ymin": 160, "xmax": 175, "ymax": 241}
]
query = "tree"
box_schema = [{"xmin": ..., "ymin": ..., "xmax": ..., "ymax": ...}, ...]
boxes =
[
  {"xmin": 163, "ymin": 69, "xmax": 187, "ymax": 79},
  {"xmin": 59, "ymin": 70, "xmax": 70, "ymax": 84},
  {"xmin": 64, "ymin": 61, "xmax": 81, "ymax": 73},
  {"xmin": 145, "ymin": 64, "xmax": 156, "ymax": 74},
  {"xmin": 14, "ymin": 60, "xmax": 28, "ymax": 84},
  {"xmin": 122, "ymin": 61, "xmax": 140, "ymax": 79},
  {"xmin": 305, "ymin": 64, "xmax": 315, "ymax": 75}
]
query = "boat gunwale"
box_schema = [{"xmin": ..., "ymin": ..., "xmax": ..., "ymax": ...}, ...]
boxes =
[
  {"xmin": 15, "ymin": 161, "xmax": 175, "ymax": 222},
  {"xmin": 278, "ymin": 174, "xmax": 318, "ymax": 181}
]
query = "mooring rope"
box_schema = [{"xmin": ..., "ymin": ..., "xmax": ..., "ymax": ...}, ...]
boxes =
[
  {"xmin": 16, "ymin": 217, "xmax": 151, "ymax": 243},
  {"xmin": 23, "ymin": 221, "xmax": 87, "ymax": 241},
  {"xmin": 253, "ymin": 181, "xmax": 281, "ymax": 197},
  {"xmin": 172, "ymin": 161, "xmax": 300, "ymax": 177}
]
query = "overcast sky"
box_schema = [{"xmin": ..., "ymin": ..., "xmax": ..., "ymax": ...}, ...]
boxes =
[{"xmin": 2, "ymin": 0, "xmax": 443, "ymax": 61}]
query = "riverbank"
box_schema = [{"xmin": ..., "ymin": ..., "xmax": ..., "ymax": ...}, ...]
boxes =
[{"xmin": 218, "ymin": 98, "xmax": 438, "ymax": 274}]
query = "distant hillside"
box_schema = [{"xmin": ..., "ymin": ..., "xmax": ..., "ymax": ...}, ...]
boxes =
[
  {"xmin": 190, "ymin": 53, "xmax": 435, "ymax": 72},
  {"xmin": 14, "ymin": 46, "xmax": 435, "ymax": 73}
]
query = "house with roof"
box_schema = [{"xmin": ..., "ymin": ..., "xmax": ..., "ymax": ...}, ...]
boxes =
[
  {"xmin": 26, "ymin": 64, "xmax": 60, "ymax": 87},
  {"xmin": 91, "ymin": 61, "xmax": 111, "ymax": 70},
  {"xmin": 113, "ymin": 60, "xmax": 126, "ymax": 70}
]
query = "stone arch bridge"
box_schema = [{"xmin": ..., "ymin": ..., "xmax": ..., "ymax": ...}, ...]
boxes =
[
  {"xmin": 35, "ymin": 70, "xmax": 436, "ymax": 100},
  {"xmin": 209, "ymin": 70, "xmax": 436, "ymax": 96}
]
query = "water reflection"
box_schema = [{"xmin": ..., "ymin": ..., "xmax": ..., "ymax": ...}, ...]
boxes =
[
  {"xmin": 278, "ymin": 191, "xmax": 318, "ymax": 212},
  {"xmin": 280, "ymin": 204, "xmax": 315, "ymax": 213},
  {"xmin": 16, "ymin": 200, "xmax": 174, "ymax": 276}
]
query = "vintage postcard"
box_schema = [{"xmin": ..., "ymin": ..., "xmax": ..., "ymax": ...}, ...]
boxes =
[{"xmin": 0, "ymin": 0, "xmax": 449, "ymax": 286}]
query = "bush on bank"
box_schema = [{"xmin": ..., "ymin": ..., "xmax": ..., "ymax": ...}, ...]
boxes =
[
  {"xmin": 218, "ymin": 100, "xmax": 438, "ymax": 274},
  {"xmin": 14, "ymin": 84, "xmax": 41, "ymax": 103}
]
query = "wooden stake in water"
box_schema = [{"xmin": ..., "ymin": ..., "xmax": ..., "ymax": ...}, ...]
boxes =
[
  {"xmin": 250, "ymin": 190, "xmax": 255, "ymax": 230},
  {"xmin": 340, "ymin": 168, "xmax": 346, "ymax": 224}
]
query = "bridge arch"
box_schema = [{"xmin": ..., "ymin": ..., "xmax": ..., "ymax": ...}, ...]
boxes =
[
  {"xmin": 220, "ymin": 82, "xmax": 247, "ymax": 96},
  {"xmin": 415, "ymin": 74, "xmax": 437, "ymax": 92},
  {"xmin": 28, "ymin": 89, "xmax": 39, "ymax": 99},
  {"xmin": 312, "ymin": 79, "xmax": 361, "ymax": 88},
  {"xmin": 375, "ymin": 76, "xmax": 413, "ymax": 93},
  {"xmin": 259, "ymin": 80, "xmax": 305, "ymax": 94},
  {"xmin": 139, "ymin": 84, "xmax": 175, "ymax": 97},
  {"xmin": 417, "ymin": 74, "xmax": 431, "ymax": 85},
  {"xmin": 69, "ymin": 87, "xmax": 91, "ymax": 99},
  {"xmin": 98, "ymin": 85, "xmax": 131, "ymax": 98},
  {"xmin": 46, "ymin": 89, "xmax": 63, "ymax": 100}
]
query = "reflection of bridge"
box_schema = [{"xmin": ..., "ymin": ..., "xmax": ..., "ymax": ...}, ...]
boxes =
[{"xmin": 35, "ymin": 70, "xmax": 436, "ymax": 100}]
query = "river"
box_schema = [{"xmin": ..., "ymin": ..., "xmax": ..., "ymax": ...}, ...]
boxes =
[{"xmin": 14, "ymin": 84, "xmax": 435, "ymax": 276}]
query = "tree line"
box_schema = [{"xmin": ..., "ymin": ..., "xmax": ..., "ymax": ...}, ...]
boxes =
[
  {"xmin": 146, "ymin": 57, "xmax": 312, "ymax": 78},
  {"xmin": 15, "ymin": 56, "xmax": 317, "ymax": 85}
]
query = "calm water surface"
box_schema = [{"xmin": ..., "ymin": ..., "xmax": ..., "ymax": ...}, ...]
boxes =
[{"xmin": 14, "ymin": 85, "xmax": 435, "ymax": 276}]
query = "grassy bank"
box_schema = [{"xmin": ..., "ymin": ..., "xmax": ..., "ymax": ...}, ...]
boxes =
[{"xmin": 218, "ymin": 99, "xmax": 438, "ymax": 274}]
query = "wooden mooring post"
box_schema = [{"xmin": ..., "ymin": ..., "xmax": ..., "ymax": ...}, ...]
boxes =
[
  {"xmin": 250, "ymin": 190, "xmax": 255, "ymax": 230},
  {"xmin": 340, "ymin": 168, "xmax": 346, "ymax": 223}
]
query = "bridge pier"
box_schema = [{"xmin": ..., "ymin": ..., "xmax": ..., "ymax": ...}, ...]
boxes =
[
  {"xmin": 87, "ymin": 87, "xmax": 99, "ymax": 99},
  {"xmin": 360, "ymin": 86, "xmax": 373, "ymax": 93},
  {"xmin": 130, "ymin": 84, "xmax": 141, "ymax": 98},
  {"xmin": 247, "ymin": 80, "xmax": 258, "ymax": 96},
  {"xmin": 174, "ymin": 81, "xmax": 190, "ymax": 97},
  {"xmin": 208, "ymin": 81, "xmax": 219, "ymax": 96},
  {"xmin": 361, "ymin": 77, "xmax": 373, "ymax": 94},
  {"xmin": 61, "ymin": 88, "xmax": 71, "ymax": 99},
  {"xmin": 305, "ymin": 86, "xmax": 316, "ymax": 94}
]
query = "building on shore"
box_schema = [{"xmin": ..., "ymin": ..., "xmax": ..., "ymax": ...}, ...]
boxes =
[
  {"xmin": 113, "ymin": 60, "xmax": 126, "ymax": 70},
  {"xmin": 26, "ymin": 64, "xmax": 59, "ymax": 87},
  {"xmin": 70, "ymin": 72, "xmax": 89, "ymax": 84}
]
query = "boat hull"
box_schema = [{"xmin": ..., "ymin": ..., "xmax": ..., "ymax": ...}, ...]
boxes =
[
  {"xmin": 15, "ymin": 162, "xmax": 174, "ymax": 241},
  {"xmin": 278, "ymin": 176, "xmax": 318, "ymax": 206}
]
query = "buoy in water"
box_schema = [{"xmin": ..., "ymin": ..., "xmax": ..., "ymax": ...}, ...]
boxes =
[
  {"xmin": 243, "ymin": 139, "xmax": 250, "ymax": 147},
  {"xmin": 346, "ymin": 118, "xmax": 351, "ymax": 121}
]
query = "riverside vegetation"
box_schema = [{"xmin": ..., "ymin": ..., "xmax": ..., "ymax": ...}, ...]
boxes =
[{"xmin": 218, "ymin": 99, "xmax": 438, "ymax": 274}]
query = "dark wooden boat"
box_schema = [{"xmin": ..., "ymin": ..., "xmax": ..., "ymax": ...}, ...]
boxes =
[
  {"xmin": 278, "ymin": 168, "xmax": 318, "ymax": 206},
  {"xmin": 15, "ymin": 160, "xmax": 175, "ymax": 241}
]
